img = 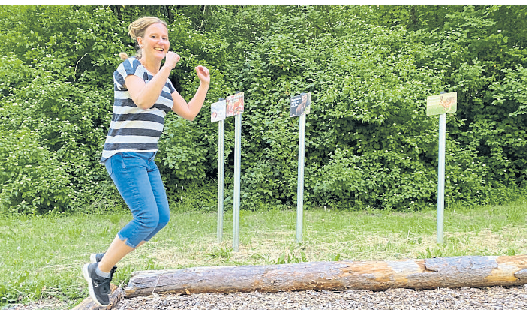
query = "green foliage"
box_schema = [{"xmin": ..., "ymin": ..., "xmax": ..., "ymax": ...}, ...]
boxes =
[
  {"xmin": 158, "ymin": 117, "xmax": 209, "ymax": 182},
  {"xmin": 0, "ymin": 129, "xmax": 73, "ymax": 213},
  {"xmin": 492, "ymin": 65, "xmax": 527, "ymax": 117},
  {"xmin": 1, "ymin": 5, "xmax": 527, "ymax": 215},
  {"xmin": 213, "ymin": 7, "xmax": 449, "ymax": 210},
  {"xmin": 0, "ymin": 7, "xmax": 124, "ymax": 213},
  {"xmin": 162, "ymin": 179, "xmax": 218, "ymax": 213},
  {"xmin": 275, "ymin": 249, "xmax": 308, "ymax": 265},
  {"xmin": 207, "ymin": 246, "xmax": 233, "ymax": 260},
  {"xmin": 314, "ymin": 148, "xmax": 437, "ymax": 210}
]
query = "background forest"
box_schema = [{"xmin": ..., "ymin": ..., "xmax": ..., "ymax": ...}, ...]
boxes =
[{"xmin": 1, "ymin": 5, "xmax": 526, "ymax": 214}]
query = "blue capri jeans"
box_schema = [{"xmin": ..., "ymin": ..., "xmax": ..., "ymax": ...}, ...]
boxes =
[{"xmin": 105, "ymin": 152, "xmax": 170, "ymax": 248}]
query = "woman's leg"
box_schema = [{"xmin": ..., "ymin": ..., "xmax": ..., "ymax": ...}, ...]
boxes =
[
  {"xmin": 99, "ymin": 152, "xmax": 161, "ymax": 272},
  {"xmin": 142, "ymin": 157, "xmax": 170, "ymax": 242},
  {"xmin": 98, "ymin": 237, "xmax": 134, "ymax": 273}
]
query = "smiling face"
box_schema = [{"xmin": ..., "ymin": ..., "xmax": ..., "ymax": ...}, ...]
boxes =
[{"xmin": 137, "ymin": 22, "xmax": 170, "ymax": 62}]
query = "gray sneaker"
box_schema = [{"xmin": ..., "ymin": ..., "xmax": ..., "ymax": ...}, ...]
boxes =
[
  {"xmin": 82, "ymin": 262, "xmax": 111, "ymax": 306},
  {"xmin": 90, "ymin": 253, "xmax": 117, "ymax": 278},
  {"xmin": 90, "ymin": 253, "xmax": 105, "ymax": 264}
]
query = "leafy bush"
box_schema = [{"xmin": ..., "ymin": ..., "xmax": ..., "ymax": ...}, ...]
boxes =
[
  {"xmin": 1, "ymin": 5, "xmax": 527, "ymax": 214},
  {"xmin": 0, "ymin": 130, "xmax": 73, "ymax": 213},
  {"xmin": 158, "ymin": 116, "xmax": 209, "ymax": 182},
  {"xmin": 215, "ymin": 8, "xmax": 447, "ymax": 210}
]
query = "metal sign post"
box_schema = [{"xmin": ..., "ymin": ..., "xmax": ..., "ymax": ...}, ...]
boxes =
[
  {"xmin": 436, "ymin": 112, "xmax": 446, "ymax": 244},
  {"xmin": 211, "ymin": 99, "xmax": 226, "ymax": 242},
  {"xmin": 233, "ymin": 112, "xmax": 241, "ymax": 251},
  {"xmin": 296, "ymin": 113, "xmax": 306, "ymax": 243},
  {"xmin": 227, "ymin": 92, "xmax": 244, "ymax": 251},
  {"xmin": 426, "ymin": 92, "xmax": 457, "ymax": 244},
  {"xmin": 217, "ymin": 118, "xmax": 225, "ymax": 242},
  {"xmin": 290, "ymin": 92, "xmax": 311, "ymax": 243}
]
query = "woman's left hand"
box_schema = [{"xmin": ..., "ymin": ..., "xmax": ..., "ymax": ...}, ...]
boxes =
[{"xmin": 195, "ymin": 65, "xmax": 210, "ymax": 86}]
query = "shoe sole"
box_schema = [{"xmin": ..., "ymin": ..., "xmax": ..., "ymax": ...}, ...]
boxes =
[{"xmin": 82, "ymin": 263, "xmax": 104, "ymax": 306}]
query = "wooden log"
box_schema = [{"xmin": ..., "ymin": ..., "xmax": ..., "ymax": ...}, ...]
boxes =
[
  {"xmin": 72, "ymin": 284, "xmax": 123, "ymax": 310},
  {"xmin": 124, "ymin": 255, "xmax": 527, "ymax": 298}
]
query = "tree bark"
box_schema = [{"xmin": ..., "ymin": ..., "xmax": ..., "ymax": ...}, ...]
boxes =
[
  {"xmin": 165, "ymin": 5, "xmax": 173, "ymax": 23},
  {"xmin": 124, "ymin": 254, "xmax": 527, "ymax": 298},
  {"xmin": 110, "ymin": 5, "xmax": 122, "ymax": 21}
]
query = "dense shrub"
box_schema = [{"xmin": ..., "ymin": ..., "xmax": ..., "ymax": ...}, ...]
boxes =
[
  {"xmin": 0, "ymin": 129, "xmax": 73, "ymax": 213},
  {"xmin": 1, "ymin": 5, "xmax": 526, "ymax": 214}
]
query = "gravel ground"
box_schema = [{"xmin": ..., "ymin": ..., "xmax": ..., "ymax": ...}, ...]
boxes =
[
  {"xmin": 4, "ymin": 285, "xmax": 527, "ymax": 309},
  {"xmin": 113, "ymin": 286, "xmax": 527, "ymax": 310}
]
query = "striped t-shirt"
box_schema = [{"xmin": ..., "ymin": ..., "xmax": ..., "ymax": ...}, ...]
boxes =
[{"xmin": 101, "ymin": 57, "xmax": 175, "ymax": 162}]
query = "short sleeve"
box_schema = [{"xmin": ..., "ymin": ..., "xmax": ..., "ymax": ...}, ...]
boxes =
[{"xmin": 113, "ymin": 57, "xmax": 145, "ymax": 91}]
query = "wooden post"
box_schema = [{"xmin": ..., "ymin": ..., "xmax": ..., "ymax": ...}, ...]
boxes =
[{"xmin": 124, "ymin": 255, "xmax": 527, "ymax": 298}]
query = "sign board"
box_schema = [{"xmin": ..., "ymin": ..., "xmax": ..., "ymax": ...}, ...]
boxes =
[
  {"xmin": 426, "ymin": 92, "xmax": 457, "ymax": 116},
  {"xmin": 226, "ymin": 92, "xmax": 245, "ymax": 117},
  {"xmin": 211, "ymin": 99, "xmax": 226, "ymax": 122},
  {"xmin": 290, "ymin": 92, "xmax": 311, "ymax": 117}
]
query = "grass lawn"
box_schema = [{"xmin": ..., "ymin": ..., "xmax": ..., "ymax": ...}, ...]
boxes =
[{"xmin": 1, "ymin": 198, "xmax": 526, "ymax": 309}]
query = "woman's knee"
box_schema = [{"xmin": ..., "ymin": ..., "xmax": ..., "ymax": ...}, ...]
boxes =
[
  {"xmin": 138, "ymin": 212, "xmax": 160, "ymax": 231},
  {"xmin": 154, "ymin": 212, "xmax": 169, "ymax": 232},
  {"xmin": 142, "ymin": 218, "xmax": 169, "ymax": 243},
  {"xmin": 140, "ymin": 209, "xmax": 169, "ymax": 232},
  {"xmin": 159, "ymin": 210, "xmax": 170, "ymax": 225},
  {"xmin": 155, "ymin": 221, "xmax": 169, "ymax": 233}
]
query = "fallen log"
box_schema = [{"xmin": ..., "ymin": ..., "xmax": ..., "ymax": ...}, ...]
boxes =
[{"xmin": 124, "ymin": 255, "xmax": 527, "ymax": 298}]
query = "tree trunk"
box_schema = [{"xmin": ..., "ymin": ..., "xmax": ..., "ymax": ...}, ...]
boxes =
[
  {"xmin": 165, "ymin": 5, "xmax": 173, "ymax": 23},
  {"xmin": 124, "ymin": 254, "xmax": 527, "ymax": 298},
  {"xmin": 110, "ymin": 5, "xmax": 122, "ymax": 21}
]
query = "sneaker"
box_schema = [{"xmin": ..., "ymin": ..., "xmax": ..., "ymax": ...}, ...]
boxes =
[
  {"xmin": 82, "ymin": 262, "xmax": 111, "ymax": 306},
  {"xmin": 90, "ymin": 253, "xmax": 117, "ymax": 279},
  {"xmin": 90, "ymin": 253, "xmax": 105, "ymax": 264}
]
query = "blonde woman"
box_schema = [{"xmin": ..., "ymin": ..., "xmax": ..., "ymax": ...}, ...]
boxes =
[{"xmin": 83, "ymin": 16, "xmax": 210, "ymax": 306}]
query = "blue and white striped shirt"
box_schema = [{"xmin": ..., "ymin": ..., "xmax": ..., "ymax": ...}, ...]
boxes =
[{"xmin": 101, "ymin": 57, "xmax": 175, "ymax": 162}]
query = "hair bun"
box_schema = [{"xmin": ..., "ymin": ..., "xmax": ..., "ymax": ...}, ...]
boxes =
[{"xmin": 119, "ymin": 52, "xmax": 129, "ymax": 60}]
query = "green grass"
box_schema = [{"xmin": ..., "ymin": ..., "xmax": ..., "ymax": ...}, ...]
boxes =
[{"xmin": 1, "ymin": 198, "xmax": 527, "ymax": 309}]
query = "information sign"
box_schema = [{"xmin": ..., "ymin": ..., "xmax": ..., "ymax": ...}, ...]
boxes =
[
  {"xmin": 226, "ymin": 92, "xmax": 245, "ymax": 117},
  {"xmin": 211, "ymin": 99, "xmax": 226, "ymax": 122},
  {"xmin": 426, "ymin": 92, "xmax": 457, "ymax": 116},
  {"xmin": 290, "ymin": 92, "xmax": 311, "ymax": 117}
]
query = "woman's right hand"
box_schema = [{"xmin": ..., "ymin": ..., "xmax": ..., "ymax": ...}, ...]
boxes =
[{"xmin": 164, "ymin": 51, "xmax": 180, "ymax": 70}]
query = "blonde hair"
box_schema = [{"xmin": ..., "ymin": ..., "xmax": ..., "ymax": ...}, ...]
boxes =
[{"xmin": 120, "ymin": 17, "xmax": 168, "ymax": 60}]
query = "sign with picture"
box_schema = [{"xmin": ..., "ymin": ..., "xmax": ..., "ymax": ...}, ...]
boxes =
[
  {"xmin": 226, "ymin": 92, "xmax": 245, "ymax": 117},
  {"xmin": 426, "ymin": 92, "xmax": 457, "ymax": 116},
  {"xmin": 290, "ymin": 92, "xmax": 311, "ymax": 117},
  {"xmin": 211, "ymin": 99, "xmax": 226, "ymax": 122}
]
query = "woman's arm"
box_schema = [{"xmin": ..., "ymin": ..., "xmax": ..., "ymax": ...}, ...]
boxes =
[
  {"xmin": 125, "ymin": 52, "xmax": 180, "ymax": 110},
  {"xmin": 172, "ymin": 65, "xmax": 210, "ymax": 121}
]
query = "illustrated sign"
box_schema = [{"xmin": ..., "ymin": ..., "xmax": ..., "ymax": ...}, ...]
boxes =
[
  {"xmin": 211, "ymin": 99, "xmax": 226, "ymax": 122},
  {"xmin": 226, "ymin": 92, "xmax": 245, "ymax": 117},
  {"xmin": 426, "ymin": 92, "xmax": 457, "ymax": 116},
  {"xmin": 290, "ymin": 92, "xmax": 311, "ymax": 117}
]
